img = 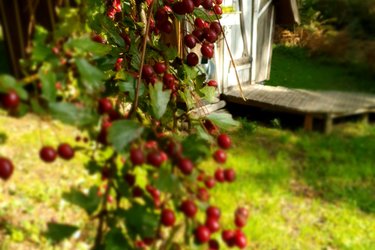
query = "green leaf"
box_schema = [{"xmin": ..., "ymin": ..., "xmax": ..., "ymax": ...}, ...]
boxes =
[
  {"xmin": 0, "ymin": 75, "xmax": 28, "ymax": 100},
  {"xmin": 100, "ymin": 16, "xmax": 125, "ymax": 47},
  {"xmin": 65, "ymin": 37, "xmax": 112, "ymax": 56},
  {"xmin": 31, "ymin": 26, "xmax": 51, "ymax": 62},
  {"xmin": 207, "ymin": 111, "xmax": 241, "ymax": 130},
  {"xmin": 118, "ymin": 80, "xmax": 145, "ymax": 101},
  {"xmin": 152, "ymin": 166, "xmax": 181, "ymax": 194},
  {"xmin": 149, "ymin": 82, "xmax": 171, "ymax": 120},
  {"xmin": 108, "ymin": 120, "xmax": 144, "ymax": 153},
  {"xmin": 39, "ymin": 69, "xmax": 57, "ymax": 102},
  {"xmin": 179, "ymin": 89, "xmax": 195, "ymax": 110},
  {"xmin": 193, "ymin": 8, "xmax": 215, "ymax": 22},
  {"xmin": 104, "ymin": 228, "xmax": 132, "ymax": 250},
  {"xmin": 199, "ymin": 86, "xmax": 219, "ymax": 103},
  {"xmin": 182, "ymin": 135, "xmax": 210, "ymax": 162},
  {"xmin": 62, "ymin": 187, "xmax": 101, "ymax": 215},
  {"xmin": 123, "ymin": 204, "xmax": 159, "ymax": 238},
  {"xmin": 49, "ymin": 102, "xmax": 99, "ymax": 128},
  {"xmin": 75, "ymin": 58, "xmax": 105, "ymax": 93},
  {"xmin": 45, "ymin": 223, "xmax": 79, "ymax": 244}
]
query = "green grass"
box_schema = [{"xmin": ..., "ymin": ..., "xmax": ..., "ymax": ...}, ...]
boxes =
[
  {"xmin": 267, "ymin": 46, "xmax": 375, "ymax": 93},
  {"xmin": 1, "ymin": 115, "xmax": 374, "ymax": 249}
]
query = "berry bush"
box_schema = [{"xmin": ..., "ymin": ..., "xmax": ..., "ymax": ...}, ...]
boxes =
[{"xmin": 0, "ymin": 0, "xmax": 248, "ymax": 249}]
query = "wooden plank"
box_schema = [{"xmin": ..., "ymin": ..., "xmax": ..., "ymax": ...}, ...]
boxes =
[{"xmin": 304, "ymin": 114, "xmax": 313, "ymax": 131}]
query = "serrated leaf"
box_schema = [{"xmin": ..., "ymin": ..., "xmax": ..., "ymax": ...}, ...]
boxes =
[
  {"xmin": 100, "ymin": 16, "xmax": 125, "ymax": 47},
  {"xmin": 45, "ymin": 223, "xmax": 79, "ymax": 244},
  {"xmin": 39, "ymin": 69, "xmax": 57, "ymax": 102},
  {"xmin": 104, "ymin": 228, "xmax": 132, "ymax": 250},
  {"xmin": 179, "ymin": 89, "xmax": 195, "ymax": 110},
  {"xmin": 152, "ymin": 166, "xmax": 180, "ymax": 194},
  {"xmin": 149, "ymin": 82, "xmax": 171, "ymax": 120},
  {"xmin": 123, "ymin": 204, "xmax": 159, "ymax": 238},
  {"xmin": 181, "ymin": 135, "xmax": 210, "ymax": 163},
  {"xmin": 49, "ymin": 102, "xmax": 99, "ymax": 128},
  {"xmin": 207, "ymin": 111, "xmax": 240, "ymax": 130},
  {"xmin": 0, "ymin": 75, "xmax": 28, "ymax": 100},
  {"xmin": 199, "ymin": 86, "xmax": 219, "ymax": 103},
  {"xmin": 118, "ymin": 80, "xmax": 145, "ymax": 101},
  {"xmin": 108, "ymin": 120, "xmax": 144, "ymax": 153},
  {"xmin": 193, "ymin": 8, "xmax": 215, "ymax": 22},
  {"xmin": 65, "ymin": 37, "xmax": 112, "ymax": 56},
  {"xmin": 31, "ymin": 26, "xmax": 51, "ymax": 62},
  {"xmin": 75, "ymin": 58, "xmax": 104, "ymax": 93},
  {"xmin": 62, "ymin": 187, "xmax": 101, "ymax": 215}
]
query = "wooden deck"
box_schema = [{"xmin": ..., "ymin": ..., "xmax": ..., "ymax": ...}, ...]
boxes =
[{"xmin": 222, "ymin": 84, "xmax": 375, "ymax": 133}]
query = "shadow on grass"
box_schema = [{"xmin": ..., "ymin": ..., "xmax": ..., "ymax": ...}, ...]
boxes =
[{"xmin": 233, "ymin": 119, "xmax": 375, "ymax": 214}]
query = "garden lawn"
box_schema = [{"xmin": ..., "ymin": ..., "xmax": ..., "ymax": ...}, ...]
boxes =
[
  {"xmin": 267, "ymin": 46, "xmax": 375, "ymax": 94},
  {"xmin": 1, "ymin": 114, "xmax": 374, "ymax": 250}
]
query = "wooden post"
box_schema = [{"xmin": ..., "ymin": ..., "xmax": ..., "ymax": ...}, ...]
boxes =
[
  {"xmin": 304, "ymin": 114, "xmax": 313, "ymax": 131},
  {"xmin": 324, "ymin": 114, "xmax": 333, "ymax": 134}
]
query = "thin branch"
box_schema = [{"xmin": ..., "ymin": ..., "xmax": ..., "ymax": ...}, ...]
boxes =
[{"xmin": 129, "ymin": 1, "xmax": 155, "ymax": 118}]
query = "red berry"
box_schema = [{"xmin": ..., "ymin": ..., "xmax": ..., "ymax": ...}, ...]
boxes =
[
  {"xmin": 206, "ymin": 206, "xmax": 220, "ymax": 220},
  {"xmin": 132, "ymin": 186, "xmax": 144, "ymax": 197},
  {"xmin": 130, "ymin": 147, "xmax": 145, "ymax": 166},
  {"xmin": 186, "ymin": 52, "xmax": 199, "ymax": 67},
  {"xmin": 147, "ymin": 151, "xmax": 164, "ymax": 167},
  {"xmin": 204, "ymin": 177, "xmax": 216, "ymax": 189},
  {"xmin": 205, "ymin": 217, "xmax": 220, "ymax": 233},
  {"xmin": 163, "ymin": 73, "xmax": 175, "ymax": 89},
  {"xmin": 184, "ymin": 34, "xmax": 197, "ymax": 49},
  {"xmin": 234, "ymin": 231, "xmax": 247, "ymax": 248},
  {"xmin": 124, "ymin": 173, "xmax": 136, "ymax": 186},
  {"xmin": 178, "ymin": 158, "xmax": 194, "ymax": 175},
  {"xmin": 39, "ymin": 146, "xmax": 57, "ymax": 163},
  {"xmin": 172, "ymin": 2, "xmax": 186, "ymax": 15},
  {"xmin": 161, "ymin": 208, "xmax": 176, "ymax": 227},
  {"xmin": 201, "ymin": 43, "xmax": 214, "ymax": 58},
  {"xmin": 195, "ymin": 225, "xmax": 211, "ymax": 243},
  {"xmin": 155, "ymin": 8, "xmax": 169, "ymax": 22},
  {"xmin": 224, "ymin": 168, "xmax": 236, "ymax": 182},
  {"xmin": 204, "ymin": 29, "xmax": 218, "ymax": 43},
  {"xmin": 180, "ymin": 199, "xmax": 198, "ymax": 218},
  {"xmin": 0, "ymin": 157, "xmax": 14, "ymax": 180},
  {"xmin": 207, "ymin": 80, "xmax": 218, "ymax": 87},
  {"xmin": 57, "ymin": 143, "xmax": 75, "ymax": 160},
  {"xmin": 202, "ymin": 0, "xmax": 213, "ymax": 9},
  {"xmin": 142, "ymin": 64, "xmax": 154, "ymax": 78},
  {"xmin": 154, "ymin": 62, "xmax": 167, "ymax": 74},
  {"xmin": 213, "ymin": 5, "xmax": 222, "ymax": 15},
  {"xmin": 216, "ymin": 0, "xmax": 223, "ymax": 4},
  {"xmin": 192, "ymin": 29, "xmax": 205, "ymax": 42},
  {"xmin": 235, "ymin": 207, "xmax": 250, "ymax": 220},
  {"xmin": 160, "ymin": 20, "xmax": 174, "ymax": 33},
  {"xmin": 210, "ymin": 22, "xmax": 221, "ymax": 35},
  {"xmin": 1, "ymin": 90, "xmax": 20, "ymax": 110},
  {"xmin": 208, "ymin": 239, "xmax": 220, "ymax": 250},
  {"xmin": 193, "ymin": 0, "xmax": 202, "ymax": 7},
  {"xmin": 194, "ymin": 18, "xmax": 205, "ymax": 28},
  {"xmin": 98, "ymin": 98, "xmax": 113, "ymax": 114},
  {"xmin": 197, "ymin": 187, "xmax": 210, "ymax": 201},
  {"xmin": 166, "ymin": 140, "xmax": 183, "ymax": 159},
  {"xmin": 235, "ymin": 215, "xmax": 247, "ymax": 228},
  {"xmin": 92, "ymin": 34, "xmax": 106, "ymax": 44},
  {"xmin": 217, "ymin": 133, "xmax": 231, "ymax": 149},
  {"xmin": 146, "ymin": 184, "xmax": 160, "ymax": 199},
  {"xmin": 182, "ymin": 0, "xmax": 195, "ymax": 13},
  {"xmin": 222, "ymin": 230, "xmax": 236, "ymax": 247},
  {"xmin": 213, "ymin": 149, "xmax": 226, "ymax": 164},
  {"xmin": 214, "ymin": 168, "xmax": 225, "ymax": 182}
]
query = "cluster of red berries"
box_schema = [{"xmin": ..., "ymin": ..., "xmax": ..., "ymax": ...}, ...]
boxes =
[
  {"xmin": 141, "ymin": 63, "xmax": 178, "ymax": 92},
  {"xmin": 107, "ymin": 0, "xmax": 122, "ymax": 19},
  {"xmin": 0, "ymin": 157, "xmax": 14, "ymax": 181},
  {"xmin": 39, "ymin": 143, "xmax": 75, "ymax": 163},
  {"xmin": 0, "ymin": 90, "xmax": 20, "ymax": 111}
]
